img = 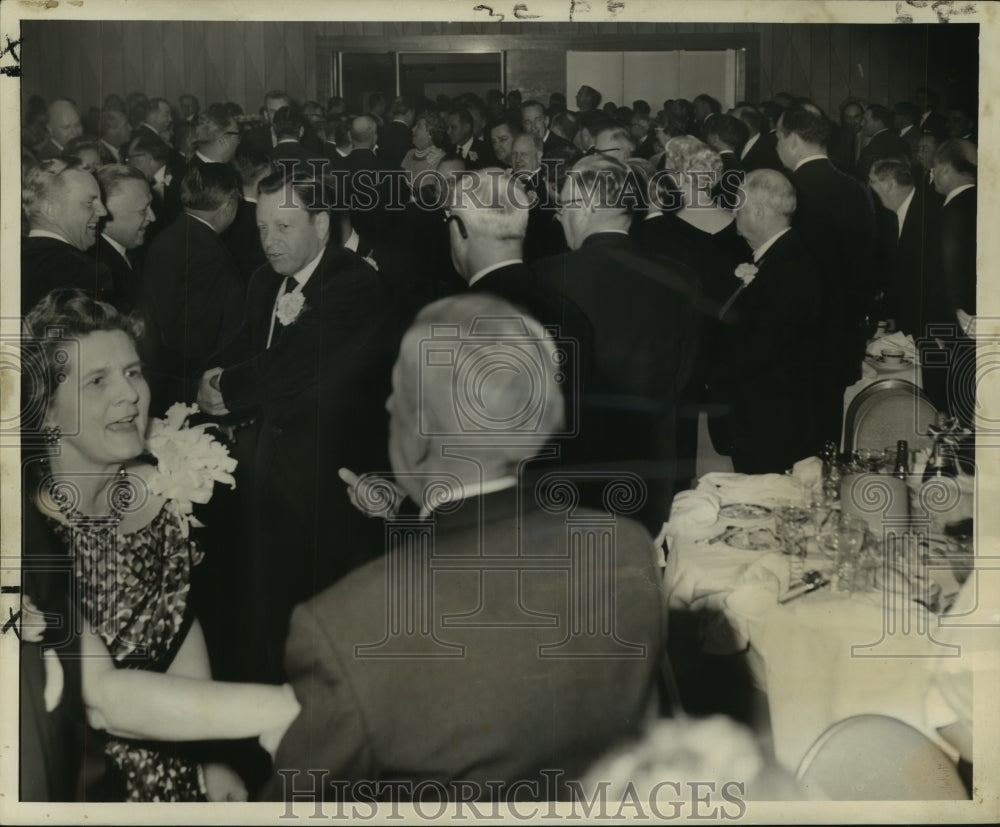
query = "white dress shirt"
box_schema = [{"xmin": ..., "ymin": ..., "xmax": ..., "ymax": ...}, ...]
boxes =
[
  {"xmin": 739, "ymin": 132, "xmax": 760, "ymax": 161},
  {"xmin": 267, "ymin": 247, "xmax": 325, "ymax": 346},
  {"xmin": 895, "ymin": 187, "xmax": 916, "ymax": 238},
  {"xmin": 752, "ymin": 227, "xmax": 791, "ymax": 263},
  {"xmin": 467, "ymin": 259, "xmax": 524, "ymax": 288},
  {"xmin": 944, "ymin": 183, "xmax": 975, "ymax": 207}
]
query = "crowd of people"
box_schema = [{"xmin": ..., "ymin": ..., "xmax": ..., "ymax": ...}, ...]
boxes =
[{"xmin": 18, "ymin": 79, "xmax": 977, "ymax": 803}]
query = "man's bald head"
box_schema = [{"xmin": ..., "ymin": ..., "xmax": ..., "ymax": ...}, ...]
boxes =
[
  {"xmin": 349, "ymin": 115, "xmax": 378, "ymax": 149},
  {"xmin": 47, "ymin": 99, "xmax": 83, "ymax": 147},
  {"xmin": 735, "ymin": 168, "xmax": 796, "ymax": 248}
]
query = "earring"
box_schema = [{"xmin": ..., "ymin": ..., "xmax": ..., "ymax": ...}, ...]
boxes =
[{"xmin": 44, "ymin": 425, "xmax": 61, "ymax": 446}]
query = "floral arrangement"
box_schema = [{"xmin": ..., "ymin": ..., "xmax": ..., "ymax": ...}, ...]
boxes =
[
  {"xmin": 275, "ymin": 290, "xmax": 308, "ymax": 326},
  {"xmin": 734, "ymin": 262, "xmax": 759, "ymax": 285},
  {"xmin": 146, "ymin": 403, "xmax": 237, "ymax": 537}
]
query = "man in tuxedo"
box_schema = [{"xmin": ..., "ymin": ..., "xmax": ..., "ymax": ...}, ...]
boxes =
[
  {"xmin": 447, "ymin": 108, "xmax": 489, "ymax": 168},
  {"xmin": 135, "ymin": 97, "xmax": 174, "ymax": 144},
  {"xmin": 536, "ymin": 155, "xmax": 701, "ymax": 533},
  {"xmin": 98, "ymin": 108, "xmax": 132, "ymax": 164},
  {"xmin": 856, "ymin": 104, "xmax": 910, "ymax": 180},
  {"xmin": 932, "ymin": 139, "xmax": 977, "ymax": 325},
  {"xmin": 916, "ymin": 86, "xmax": 947, "ymax": 139},
  {"xmin": 269, "ymin": 106, "xmax": 318, "ymax": 171},
  {"xmin": 867, "ymin": 156, "xmax": 945, "ymax": 339},
  {"xmin": 21, "ymin": 159, "xmax": 113, "ymax": 311},
  {"xmin": 142, "ymin": 163, "xmax": 244, "ymax": 414},
  {"xmin": 945, "ymin": 105, "xmax": 976, "ymax": 142},
  {"xmin": 123, "ymin": 133, "xmax": 182, "ymax": 234},
  {"xmin": 189, "ymin": 109, "xmax": 241, "ymax": 168},
  {"xmin": 94, "ymin": 164, "xmax": 156, "ymax": 313},
  {"xmin": 36, "ymin": 99, "xmax": 83, "ymax": 161},
  {"xmin": 241, "ymin": 90, "xmax": 292, "ymax": 152},
  {"xmin": 378, "ymin": 96, "xmax": 416, "ymax": 170},
  {"xmin": 224, "ymin": 148, "xmax": 273, "ymax": 285},
  {"xmin": 196, "ymin": 169, "xmax": 396, "ymax": 681},
  {"xmin": 930, "ymin": 138, "xmax": 977, "ymax": 424},
  {"xmin": 343, "ymin": 115, "xmax": 382, "ymax": 173},
  {"xmin": 737, "ymin": 107, "xmax": 782, "ymax": 172},
  {"xmin": 776, "ymin": 102, "xmax": 877, "ymax": 446},
  {"xmin": 693, "ymin": 94, "xmax": 722, "ymax": 140},
  {"xmin": 511, "ymin": 135, "xmax": 565, "ymax": 261},
  {"xmin": 521, "ymin": 100, "xmax": 574, "ymax": 159},
  {"xmin": 705, "ymin": 114, "xmax": 748, "ymax": 208},
  {"xmin": 893, "ymin": 101, "xmax": 922, "ymax": 160},
  {"xmin": 829, "ymin": 98, "xmax": 865, "ymax": 175},
  {"xmin": 712, "ymin": 169, "xmax": 822, "ymax": 473},
  {"xmin": 630, "ymin": 110, "xmax": 658, "ymax": 160},
  {"xmin": 264, "ymin": 292, "xmax": 664, "ymax": 802},
  {"xmin": 322, "ymin": 113, "xmax": 353, "ymax": 172}
]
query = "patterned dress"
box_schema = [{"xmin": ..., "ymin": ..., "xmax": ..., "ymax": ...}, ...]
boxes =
[{"xmin": 53, "ymin": 503, "xmax": 206, "ymax": 802}]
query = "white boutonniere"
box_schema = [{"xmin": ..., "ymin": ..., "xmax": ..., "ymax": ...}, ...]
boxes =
[
  {"xmin": 734, "ymin": 263, "xmax": 759, "ymax": 285},
  {"xmin": 146, "ymin": 403, "xmax": 238, "ymax": 537},
  {"xmin": 468, "ymin": 150, "xmax": 479, "ymax": 163},
  {"xmin": 275, "ymin": 290, "xmax": 307, "ymax": 326}
]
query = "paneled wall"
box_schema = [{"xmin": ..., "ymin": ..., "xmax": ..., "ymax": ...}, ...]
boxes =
[{"xmin": 20, "ymin": 20, "xmax": 977, "ymax": 117}]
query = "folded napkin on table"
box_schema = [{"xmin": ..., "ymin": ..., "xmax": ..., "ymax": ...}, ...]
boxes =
[
  {"xmin": 866, "ymin": 331, "xmax": 917, "ymax": 359},
  {"xmin": 696, "ymin": 471, "xmax": 803, "ymax": 507},
  {"xmin": 662, "ymin": 488, "xmax": 722, "ymax": 542}
]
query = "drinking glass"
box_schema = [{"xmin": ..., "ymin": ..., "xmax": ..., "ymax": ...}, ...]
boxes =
[{"xmin": 775, "ymin": 506, "xmax": 813, "ymax": 582}]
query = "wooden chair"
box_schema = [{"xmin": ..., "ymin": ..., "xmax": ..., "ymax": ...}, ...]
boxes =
[{"xmin": 796, "ymin": 714, "xmax": 969, "ymax": 800}]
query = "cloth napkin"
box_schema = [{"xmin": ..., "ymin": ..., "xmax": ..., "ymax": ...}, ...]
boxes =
[
  {"xmin": 696, "ymin": 471, "xmax": 803, "ymax": 506},
  {"xmin": 866, "ymin": 330, "xmax": 917, "ymax": 359},
  {"xmin": 661, "ymin": 488, "xmax": 722, "ymax": 542}
]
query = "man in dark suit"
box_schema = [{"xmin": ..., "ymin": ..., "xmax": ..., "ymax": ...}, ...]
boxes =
[
  {"xmin": 693, "ymin": 94, "xmax": 722, "ymax": 141},
  {"xmin": 378, "ymin": 96, "xmax": 416, "ymax": 170},
  {"xmin": 143, "ymin": 163, "xmax": 245, "ymax": 414},
  {"xmin": 511, "ymin": 134, "xmax": 566, "ymax": 261},
  {"xmin": 21, "ymin": 159, "xmax": 114, "ymax": 311},
  {"xmin": 224, "ymin": 148, "xmax": 273, "ymax": 285},
  {"xmin": 269, "ymin": 106, "xmax": 320, "ymax": 173},
  {"xmin": 521, "ymin": 99, "xmax": 574, "ymax": 159},
  {"xmin": 35, "ymin": 99, "xmax": 83, "ymax": 161},
  {"xmin": 488, "ymin": 118, "xmax": 520, "ymax": 169},
  {"xmin": 737, "ymin": 107, "xmax": 783, "ymax": 172},
  {"xmin": 776, "ymin": 102, "xmax": 877, "ymax": 446},
  {"xmin": 447, "ymin": 108, "xmax": 489, "ymax": 168},
  {"xmin": 828, "ymin": 98, "xmax": 865, "ymax": 176},
  {"xmin": 856, "ymin": 104, "xmax": 911, "ymax": 180},
  {"xmin": 263, "ymin": 292, "xmax": 665, "ymax": 802},
  {"xmin": 123, "ymin": 133, "xmax": 183, "ymax": 235},
  {"xmin": 536, "ymin": 155, "xmax": 702, "ymax": 533},
  {"xmin": 925, "ymin": 139, "xmax": 977, "ymax": 425},
  {"xmin": 893, "ymin": 101, "xmax": 922, "ymax": 161},
  {"xmin": 868, "ymin": 156, "xmax": 945, "ymax": 339},
  {"xmin": 705, "ymin": 114, "xmax": 748, "ymax": 209},
  {"xmin": 239, "ymin": 89, "xmax": 292, "ymax": 153},
  {"xmin": 98, "ymin": 108, "xmax": 132, "ymax": 164},
  {"xmin": 916, "ymin": 86, "xmax": 948, "ymax": 139},
  {"xmin": 712, "ymin": 169, "xmax": 822, "ymax": 473},
  {"xmin": 196, "ymin": 169, "xmax": 397, "ymax": 682},
  {"xmin": 94, "ymin": 164, "xmax": 156, "ymax": 313},
  {"xmin": 134, "ymin": 97, "xmax": 187, "ymax": 189}
]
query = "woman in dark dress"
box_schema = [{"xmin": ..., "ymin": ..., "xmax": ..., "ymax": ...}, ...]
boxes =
[
  {"xmin": 636, "ymin": 136, "xmax": 752, "ymax": 480},
  {"xmin": 20, "ymin": 289, "xmax": 300, "ymax": 802}
]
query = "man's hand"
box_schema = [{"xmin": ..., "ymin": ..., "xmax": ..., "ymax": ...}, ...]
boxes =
[
  {"xmin": 197, "ymin": 367, "xmax": 230, "ymax": 416},
  {"xmin": 338, "ymin": 467, "xmax": 405, "ymax": 519}
]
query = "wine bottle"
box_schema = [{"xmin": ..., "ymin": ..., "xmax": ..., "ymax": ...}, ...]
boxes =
[{"xmin": 893, "ymin": 440, "xmax": 909, "ymax": 479}]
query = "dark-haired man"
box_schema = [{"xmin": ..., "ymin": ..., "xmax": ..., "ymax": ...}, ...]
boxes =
[
  {"xmin": 196, "ymin": 170, "xmax": 397, "ymax": 680},
  {"xmin": 36, "ymin": 99, "xmax": 83, "ymax": 161},
  {"xmin": 94, "ymin": 164, "xmax": 156, "ymax": 313},
  {"xmin": 123, "ymin": 132, "xmax": 182, "ymax": 231},
  {"xmin": 521, "ymin": 99, "xmax": 573, "ymax": 158},
  {"xmin": 776, "ymin": 102, "xmax": 877, "ymax": 446},
  {"xmin": 856, "ymin": 104, "xmax": 910, "ymax": 180},
  {"xmin": 447, "ymin": 108, "xmax": 489, "ymax": 168},
  {"xmin": 378, "ymin": 96, "xmax": 416, "ymax": 169},
  {"xmin": 98, "ymin": 108, "xmax": 132, "ymax": 164},
  {"xmin": 737, "ymin": 107, "xmax": 782, "ymax": 172},
  {"xmin": 575, "ymin": 85, "xmax": 601, "ymax": 113},
  {"xmin": 143, "ymin": 163, "xmax": 244, "ymax": 414},
  {"xmin": 892, "ymin": 101, "xmax": 922, "ymax": 160},
  {"xmin": 190, "ymin": 109, "xmax": 241, "ymax": 167}
]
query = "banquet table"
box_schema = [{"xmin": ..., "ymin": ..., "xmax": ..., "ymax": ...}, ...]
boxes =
[{"xmin": 661, "ymin": 465, "xmax": 972, "ymax": 775}]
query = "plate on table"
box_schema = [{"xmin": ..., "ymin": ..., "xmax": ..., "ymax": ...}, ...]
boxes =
[
  {"xmin": 865, "ymin": 354, "xmax": 914, "ymax": 373},
  {"xmin": 719, "ymin": 503, "xmax": 773, "ymax": 521},
  {"xmin": 709, "ymin": 525, "xmax": 780, "ymax": 551}
]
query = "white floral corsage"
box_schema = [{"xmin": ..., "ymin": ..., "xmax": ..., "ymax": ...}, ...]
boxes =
[
  {"xmin": 275, "ymin": 290, "xmax": 307, "ymax": 327},
  {"xmin": 146, "ymin": 403, "xmax": 237, "ymax": 537},
  {"xmin": 468, "ymin": 150, "xmax": 479, "ymax": 163},
  {"xmin": 734, "ymin": 262, "xmax": 759, "ymax": 285}
]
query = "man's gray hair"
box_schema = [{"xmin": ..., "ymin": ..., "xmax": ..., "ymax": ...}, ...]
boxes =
[
  {"xmin": 22, "ymin": 158, "xmax": 78, "ymax": 224},
  {"xmin": 448, "ymin": 167, "xmax": 529, "ymax": 241},
  {"xmin": 398, "ymin": 293, "xmax": 565, "ymax": 454},
  {"xmin": 744, "ymin": 168, "xmax": 796, "ymax": 219}
]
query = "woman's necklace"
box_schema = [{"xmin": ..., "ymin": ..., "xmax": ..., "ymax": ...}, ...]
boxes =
[{"xmin": 40, "ymin": 460, "xmax": 130, "ymax": 529}]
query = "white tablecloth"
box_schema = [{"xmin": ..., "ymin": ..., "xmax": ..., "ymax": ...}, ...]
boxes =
[{"xmin": 663, "ymin": 471, "xmax": 965, "ymax": 773}]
